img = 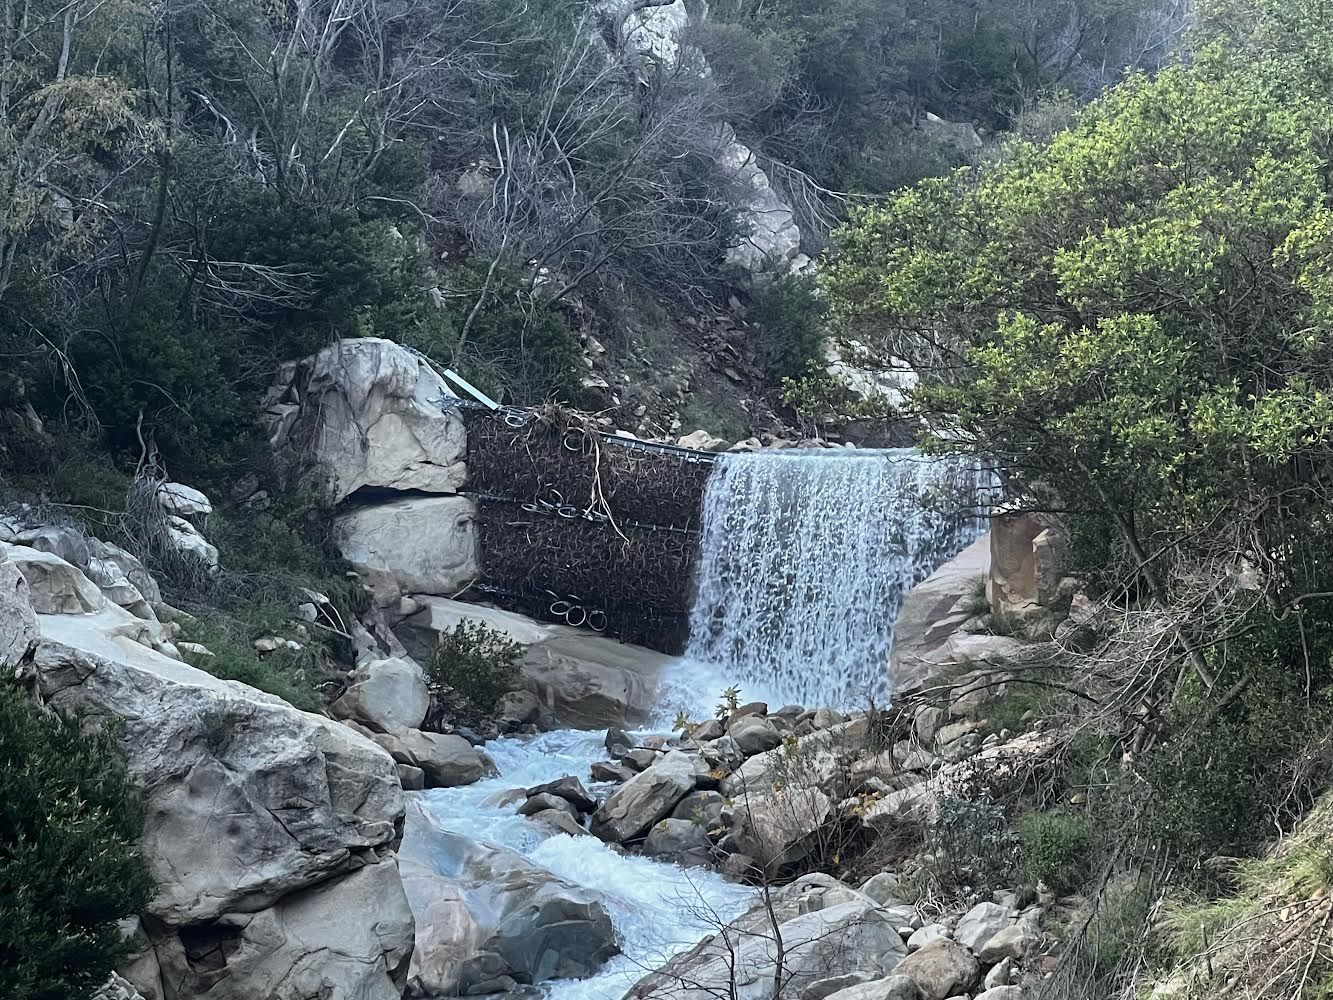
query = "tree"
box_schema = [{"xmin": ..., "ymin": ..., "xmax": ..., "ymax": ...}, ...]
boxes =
[
  {"xmin": 825, "ymin": 40, "xmax": 1333, "ymax": 690},
  {"xmin": 0, "ymin": 680, "xmax": 155, "ymax": 1000}
]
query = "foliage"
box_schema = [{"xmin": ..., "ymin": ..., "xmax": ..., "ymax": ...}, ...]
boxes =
[
  {"xmin": 1016, "ymin": 810, "xmax": 1093, "ymax": 891},
  {"xmin": 0, "ymin": 680, "xmax": 155, "ymax": 1000},
  {"xmin": 178, "ymin": 610, "xmax": 325, "ymax": 713},
  {"xmin": 922, "ymin": 795, "xmax": 1019, "ymax": 895},
  {"xmin": 428, "ymin": 619, "xmax": 524, "ymax": 717},
  {"xmin": 751, "ymin": 270, "xmax": 826, "ymax": 380},
  {"xmin": 715, "ymin": 685, "xmax": 743, "ymax": 719}
]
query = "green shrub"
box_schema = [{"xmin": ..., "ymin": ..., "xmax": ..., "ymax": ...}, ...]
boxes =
[
  {"xmin": 923, "ymin": 795, "xmax": 1019, "ymax": 895},
  {"xmin": 0, "ymin": 680, "xmax": 155, "ymax": 1000},
  {"xmin": 751, "ymin": 270, "xmax": 826, "ymax": 381},
  {"xmin": 1016, "ymin": 809, "xmax": 1093, "ymax": 892},
  {"xmin": 178, "ymin": 611, "xmax": 324, "ymax": 713},
  {"xmin": 428, "ymin": 620, "xmax": 524, "ymax": 717}
]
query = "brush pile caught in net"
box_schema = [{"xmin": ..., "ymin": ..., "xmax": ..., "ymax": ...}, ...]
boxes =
[{"xmin": 461, "ymin": 405, "xmax": 711, "ymax": 650}]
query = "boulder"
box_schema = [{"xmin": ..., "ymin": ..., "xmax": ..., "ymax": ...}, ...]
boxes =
[
  {"xmin": 825, "ymin": 977, "xmax": 921, "ymax": 1000},
  {"xmin": 727, "ymin": 783, "xmax": 833, "ymax": 867},
  {"xmin": 400, "ymin": 803, "xmax": 618, "ymax": 994},
  {"xmin": 334, "ymin": 497, "xmax": 478, "ymax": 605},
  {"xmin": 671, "ymin": 790, "xmax": 726, "ymax": 833},
  {"xmin": 164, "ymin": 515, "xmax": 218, "ymax": 569},
  {"xmin": 150, "ymin": 861, "xmax": 413, "ymax": 1000},
  {"xmin": 90, "ymin": 539, "xmax": 161, "ymax": 605},
  {"xmin": 677, "ymin": 430, "xmax": 727, "ymax": 451},
  {"xmin": 84, "ymin": 556, "xmax": 154, "ymax": 619},
  {"xmin": 888, "ymin": 535, "xmax": 990, "ymax": 691},
  {"xmin": 626, "ymin": 894, "xmax": 907, "ymax": 1000},
  {"xmin": 531, "ymin": 808, "xmax": 589, "ymax": 837},
  {"xmin": 11, "ymin": 523, "xmax": 91, "ymax": 567},
  {"xmin": 264, "ymin": 337, "xmax": 467, "ymax": 501},
  {"xmin": 30, "ymin": 640, "xmax": 405, "ymax": 926},
  {"xmin": 370, "ymin": 728, "xmax": 492, "ymax": 788},
  {"xmin": 156, "ymin": 482, "xmax": 213, "ymax": 518},
  {"xmin": 643, "ymin": 818, "xmax": 713, "ymax": 866},
  {"xmin": 528, "ymin": 775, "xmax": 596, "ymax": 813},
  {"xmin": 591, "ymin": 750, "xmax": 694, "ymax": 843},
  {"xmin": 591, "ymin": 760, "xmax": 635, "ymax": 783},
  {"xmin": 332, "ymin": 656, "xmax": 430, "ymax": 731},
  {"xmin": 987, "ymin": 511, "xmax": 1066, "ymax": 617},
  {"xmin": 729, "ymin": 714, "xmax": 783, "ymax": 757},
  {"xmin": 689, "ymin": 718, "xmax": 725, "ymax": 741},
  {"xmin": 397, "ymin": 764, "xmax": 426, "ymax": 790},
  {"xmin": 801, "ymin": 973, "xmax": 877, "ymax": 1000},
  {"xmin": 519, "ymin": 792, "xmax": 579, "ymax": 821},
  {"xmin": 953, "ymin": 902, "xmax": 1013, "ymax": 953},
  {"xmin": 890, "ymin": 940, "xmax": 980, "ymax": 1000},
  {"xmin": 860, "ymin": 872, "xmax": 907, "ymax": 906},
  {"xmin": 907, "ymin": 925, "xmax": 949, "ymax": 952},
  {"xmin": 976, "ymin": 923, "xmax": 1039, "ymax": 964},
  {"xmin": 498, "ymin": 689, "xmax": 541, "ymax": 730},
  {"xmin": 5, "ymin": 543, "xmax": 104, "ymax": 613},
  {"xmin": 0, "ymin": 548, "xmax": 38, "ymax": 667}
]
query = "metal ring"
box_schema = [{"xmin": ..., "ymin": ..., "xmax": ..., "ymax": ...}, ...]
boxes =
[
  {"xmin": 564, "ymin": 606, "xmax": 587, "ymax": 628},
  {"xmin": 588, "ymin": 610, "xmax": 608, "ymax": 632},
  {"xmin": 550, "ymin": 600, "xmax": 573, "ymax": 617}
]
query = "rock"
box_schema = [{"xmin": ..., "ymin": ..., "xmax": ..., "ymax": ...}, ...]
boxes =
[
  {"xmin": 914, "ymin": 706, "xmax": 947, "ymax": 745},
  {"xmin": 643, "ymin": 817, "xmax": 714, "ymax": 866},
  {"xmin": 890, "ymin": 940, "xmax": 980, "ymax": 1000},
  {"xmin": 813, "ymin": 707, "xmax": 846, "ymax": 729},
  {"xmin": 888, "ymin": 535, "xmax": 990, "ymax": 690},
  {"xmin": 4, "ymin": 543, "xmax": 104, "ymax": 613},
  {"xmin": 719, "ymin": 136, "xmax": 805, "ymax": 277},
  {"xmin": 671, "ymin": 790, "xmax": 726, "ymax": 833},
  {"xmin": 498, "ymin": 689, "xmax": 542, "ymax": 729},
  {"xmin": 824, "ymin": 976, "xmax": 921, "ymax": 1000},
  {"xmin": 860, "ymin": 872, "xmax": 906, "ymax": 905},
  {"xmin": 90, "ymin": 540, "xmax": 161, "ymax": 605},
  {"xmin": 974, "ymin": 990, "xmax": 1023, "ymax": 1000},
  {"xmin": 954, "ymin": 901, "xmax": 1013, "ymax": 953},
  {"xmin": 626, "ymin": 895, "xmax": 907, "ymax": 1000},
  {"xmin": 678, "ymin": 429, "xmax": 727, "ymax": 451},
  {"xmin": 520, "ymin": 792, "xmax": 580, "ymax": 821},
  {"xmin": 264, "ymin": 337, "xmax": 467, "ymax": 502},
  {"xmin": 156, "ymin": 481, "xmax": 213, "ymax": 518},
  {"xmin": 591, "ymin": 750, "xmax": 694, "ymax": 843},
  {"xmin": 948, "ymin": 668, "xmax": 1009, "ymax": 718},
  {"xmin": 934, "ymin": 720, "xmax": 984, "ymax": 751},
  {"xmin": 400, "ymin": 803, "xmax": 617, "ymax": 994},
  {"xmin": 0, "ymin": 548, "xmax": 38, "ymax": 667},
  {"xmin": 729, "ymin": 714, "xmax": 783, "ymax": 757},
  {"xmin": 12, "ymin": 523, "xmax": 91, "ymax": 567},
  {"xmin": 84, "ymin": 556, "xmax": 154, "ymax": 619},
  {"xmin": 528, "ymin": 776, "xmax": 597, "ymax": 813},
  {"xmin": 30, "ymin": 640, "xmax": 406, "ymax": 937},
  {"xmin": 334, "ymin": 496, "xmax": 478, "ymax": 605},
  {"xmin": 801, "ymin": 972, "xmax": 877, "ymax": 1000},
  {"xmin": 332, "ymin": 656, "xmax": 430, "ymax": 731},
  {"xmin": 727, "ymin": 784, "xmax": 832, "ymax": 867},
  {"xmin": 623, "ymin": 747, "xmax": 660, "ymax": 771},
  {"xmin": 907, "ymin": 924, "xmax": 949, "ymax": 952},
  {"xmin": 984, "ymin": 958, "xmax": 1012, "ymax": 989},
  {"xmin": 94, "ymin": 973, "xmax": 147, "ymax": 1000},
  {"xmin": 689, "ymin": 718, "xmax": 725, "ymax": 741},
  {"xmin": 605, "ymin": 726, "xmax": 634, "ymax": 757},
  {"xmin": 398, "ymin": 764, "xmax": 426, "ymax": 790},
  {"xmin": 976, "ymin": 923, "xmax": 1038, "ymax": 964},
  {"xmin": 397, "ymin": 597, "xmax": 668, "ymax": 729},
  {"xmin": 987, "ymin": 511, "xmax": 1066, "ymax": 617},
  {"xmin": 920, "ymin": 112, "xmax": 983, "ymax": 154},
  {"xmin": 151, "ymin": 861, "xmax": 414, "ymax": 1000},
  {"xmin": 531, "ymin": 808, "xmax": 589, "ymax": 837},
  {"xmin": 164, "ymin": 514, "xmax": 218, "ymax": 569},
  {"xmin": 371, "ymin": 729, "xmax": 493, "ymax": 788},
  {"xmin": 591, "ymin": 760, "xmax": 634, "ymax": 783}
]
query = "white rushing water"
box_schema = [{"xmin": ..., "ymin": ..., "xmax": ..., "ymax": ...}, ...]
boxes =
[
  {"xmin": 417, "ymin": 730, "xmax": 754, "ymax": 1000},
  {"xmin": 678, "ymin": 449, "xmax": 987, "ymax": 710}
]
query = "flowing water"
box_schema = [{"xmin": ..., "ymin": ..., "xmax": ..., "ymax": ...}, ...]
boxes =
[
  {"xmin": 416, "ymin": 449, "xmax": 988, "ymax": 1000},
  {"xmin": 679, "ymin": 449, "xmax": 988, "ymax": 710}
]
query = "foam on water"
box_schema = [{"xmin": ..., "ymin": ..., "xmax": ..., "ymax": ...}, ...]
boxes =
[
  {"xmin": 676, "ymin": 449, "xmax": 987, "ymax": 710},
  {"xmin": 417, "ymin": 730, "xmax": 753, "ymax": 1000}
]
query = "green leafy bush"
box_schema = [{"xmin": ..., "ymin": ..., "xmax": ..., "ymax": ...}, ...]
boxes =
[
  {"xmin": 428, "ymin": 620, "xmax": 524, "ymax": 717},
  {"xmin": 0, "ymin": 680, "xmax": 155, "ymax": 1000},
  {"xmin": 923, "ymin": 795, "xmax": 1019, "ymax": 895},
  {"xmin": 751, "ymin": 270, "xmax": 826, "ymax": 381},
  {"xmin": 1015, "ymin": 809, "xmax": 1093, "ymax": 891}
]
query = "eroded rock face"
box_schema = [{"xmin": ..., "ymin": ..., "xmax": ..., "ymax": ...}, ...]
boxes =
[
  {"xmin": 400, "ymin": 802, "xmax": 618, "ymax": 995},
  {"xmin": 265, "ymin": 337, "xmax": 466, "ymax": 502},
  {"xmin": 30, "ymin": 641, "xmax": 405, "ymax": 926},
  {"xmin": 0, "ymin": 547, "xmax": 38, "ymax": 667},
  {"xmin": 335, "ymin": 496, "xmax": 479, "ymax": 605},
  {"xmin": 987, "ymin": 511, "xmax": 1066, "ymax": 617},
  {"xmin": 151, "ymin": 861, "xmax": 414, "ymax": 1000}
]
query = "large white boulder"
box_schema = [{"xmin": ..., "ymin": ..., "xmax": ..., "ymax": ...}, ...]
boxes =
[
  {"xmin": 29, "ymin": 639, "xmax": 406, "ymax": 926},
  {"xmin": 721, "ymin": 137, "xmax": 806, "ymax": 277},
  {"xmin": 398, "ymin": 597, "xmax": 668, "ymax": 729},
  {"xmin": 5, "ymin": 542, "xmax": 104, "ymax": 613},
  {"xmin": 332, "ymin": 656, "xmax": 430, "ymax": 731},
  {"xmin": 335, "ymin": 496, "xmax": 479, "ymax": 605},
  {"xmin": 156, "ymin": 482, "xmax": 213, "ymax": 518},
  {"xmin": 400, "ymin": 802, "xmax": 618, "ymax": 994},
  {"xmin": 265, "ymin": 337, "xmax": 466, "ymax": 501}
]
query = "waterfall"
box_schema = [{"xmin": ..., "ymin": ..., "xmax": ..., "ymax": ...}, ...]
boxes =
[{"xmin": 681, "ymin": 449, "xmax": 987, "ymax": 711}]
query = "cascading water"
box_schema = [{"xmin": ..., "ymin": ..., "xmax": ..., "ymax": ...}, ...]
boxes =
[{"xmin": 678, "ymin": 449, "xmax": 988, "ymax": 710}]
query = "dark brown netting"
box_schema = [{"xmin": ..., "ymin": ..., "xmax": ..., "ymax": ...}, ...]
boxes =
[{"xmin": 460, "ymin": 404, "xmax": 711, "ymax": 652}]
